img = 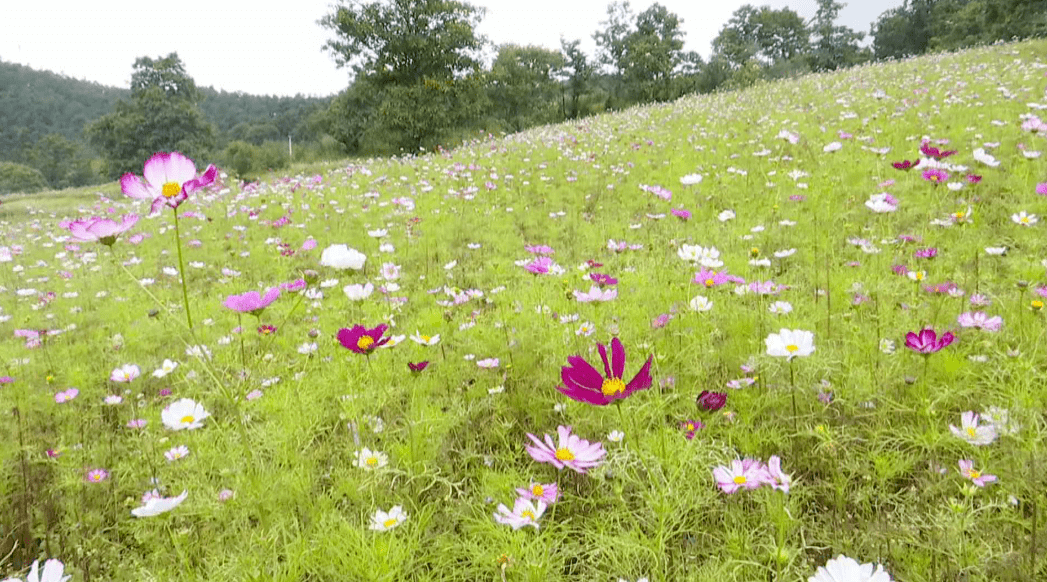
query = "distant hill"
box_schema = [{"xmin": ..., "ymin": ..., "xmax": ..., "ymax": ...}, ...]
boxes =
[{"xmin": 0, "ymin": 59, "xmax": 334, "ymax": 162}]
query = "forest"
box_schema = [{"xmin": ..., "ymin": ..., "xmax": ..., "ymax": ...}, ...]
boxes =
[{"xmin": 0, "ymin": 0, "xmax": 1044, "ymax": 194}]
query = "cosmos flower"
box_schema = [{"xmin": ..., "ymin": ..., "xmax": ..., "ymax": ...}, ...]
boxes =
[
  {"xmin": 557, "ymin": 337, "xmax": 653, "ymax": 406},
  {"xmin": 319, "ymin": 244, "xmax": 366, "ymax": 270},
  {"xmin": 353, "ymin": 448, "xmax": 388, "ymax": 470},
  {"xmin": 493, "ymin": 497, "xmax": 547, "ymax": 530},
  {"xmin": 765, "ymin": 329, "xmax": 815, "ymax": 360},
  {"xmin": 922, "ymin": 168, "xmax": 948, "ymax": 183},
  {"xmin": 409, "ymin": 331, "xmax": 440, "ymax": 345},
  {"xmin": 808, "ymin": 555, "xmax": 893, "ymax": 582},
  {"xmin": 64, "ymin": 215, "xmax": 139, "ymax": 246},
  {"xmin": 152, "ymin": 359, "xmax": 178, "ymax": 378},
  {"xmin": 131, "ymin": 490, "xmax": 188, "ymax": 518},
  {"xmin": 120, "ymin": 151, "xmax": 217, "ymax": 215},
  {"xmin": 223, "ymin": 288, "xmax": 281, "ymax": 316},
  {"xmin": 949, "ymin": 411, "xmax": 997, "ymax": 446},
  {"xmin": 766, "ymin": 455, "xmax": 792, "ymax": 493},
  {"xmin": 573, "ymin": 285, "xmax": 617, "ymax": 302},
  {"xmin": 904, "ymin": 328, "xmax": 954, "ymax": 354},
  {"xmin": 958, "ymin": 459, "xmax": 996, "ymax": 487},
  {"xmin": 4, "ymin": 559, "xmax": 72, "ymax": 582},
  {"xmin": 337, "ymin": 324, "xmax": 391, "ymax": 354},
  {"xmin": 713, "ymin": 458, "xmax": 770, "ymax": 494},
  {"xmin": 515, "ymin": 481, "xmax": 558, "ymax": 504},
  {"xmin": 957, "ymin": 312, "xmax": 1002, "ymax": 332},
  {"xmin": 110, "ymin": 364, "xmax": 140, "ymax": 383},
  {"xmin": 525, "ymin": 425, "xmax": 606, "ymax": 474},
  {"xmin": 161, "ymin": 398, "xmax": 211, "ymax": 431},
  {"xmin": 369, "ymin": 506, "xmax": 408, "ymax": 532}
]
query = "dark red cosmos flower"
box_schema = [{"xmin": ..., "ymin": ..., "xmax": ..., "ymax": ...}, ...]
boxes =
[
  {"xmin": 586, "ymin": 259, "xmax": 603, "ymax": 268},
  {"xmin": 905, "ymin": 328, "xmax": 955, "ymax": 354},
  {"xmin": 557, "ymin": 337, "xmax": 653, "ymax": 406},
  {"xmin": 892, "ymin": 160, "xmax": 915, "ymax": 170},
  {"xmin": 336, "ymin": 324, "xmax": 390, "ymax": 355},
  {"xmin": 696, "ymin": 390, "xmax": 727, "ymax": 412},
  {"xmin": 920, "ymin": 143, "xmax": 957, "ymax": 159},
  {"xmin": 589, "ymin": 273, "xmax": 618, "ymax": 286},
  {"xmin": 408, "ymin": 361, "xmax": 429, "ymax": 374}
]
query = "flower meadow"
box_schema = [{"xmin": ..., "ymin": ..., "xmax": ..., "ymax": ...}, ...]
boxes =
[{"xmin": 3, "ymin": 41, "xmax": 1047, "ymax": 582}]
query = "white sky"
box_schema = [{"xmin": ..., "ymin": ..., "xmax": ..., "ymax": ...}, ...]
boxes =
[{"xmin": 0, "ymin": 0, "xmax": 903, "ymax": 97}]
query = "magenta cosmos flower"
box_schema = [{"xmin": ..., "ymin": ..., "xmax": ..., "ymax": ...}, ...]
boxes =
[
  {"xmin": 65, "ymin": 214, "xmax": 139, "ymax": 246},
  {"xmin": 222, "ymin": 287, "xmax": 281, "ymax": 316},
  {"xmin": 120, "ymin": 151, "xmax": 217, "ymax": 215},
  {"xmin": 905, "ymin": 328, "xmax": 955, "ymax": 354},
  {"xmin": 336, "ymin": 324, "xmax": 390, "ymax": 355},
  {"xmin": 525, "ymin": 425, "xmax": 606, "ymax": 474},
  {"xmin": 921, "ymin": 168, "xmax": 949, "ymax": 184},
  {"xmin": 557, "ymin": 337, "xmax": 653, "ymax": 406}
]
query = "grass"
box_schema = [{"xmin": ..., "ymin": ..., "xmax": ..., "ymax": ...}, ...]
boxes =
[{"xmin": 2, "ymin": 39, "xmax": 1047, "ymax": 581}]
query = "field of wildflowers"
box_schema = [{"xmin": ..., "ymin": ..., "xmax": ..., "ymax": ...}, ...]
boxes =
[{"xmin": 2, "ymin": 39, "xmax": 1047, "ymax": 582}]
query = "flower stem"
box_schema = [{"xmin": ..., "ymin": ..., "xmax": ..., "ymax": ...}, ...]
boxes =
[{"xmin": 172, "ymin": 207, "xmax": 194, "ymax": 330}]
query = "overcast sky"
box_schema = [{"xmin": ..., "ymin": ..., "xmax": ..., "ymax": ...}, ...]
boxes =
[{"xmin": 0, "ymin": 0, "xmax": 903, "ymax": 98}]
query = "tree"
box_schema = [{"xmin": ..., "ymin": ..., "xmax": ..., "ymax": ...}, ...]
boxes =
[
  {"xmin": 593, "ymin": 1, "xmax": 635, "ymax": 106},
  {"xmin": 487, "ymin": 44, "xmax": 564, "ymax": 132},
  {"xmin": 712, "ymin": 4, "xmax": 809, "ymax": 69},
  {"xmin": 87, "ymin": 53, "xmax": 215, "ymax": 178},
  {"xmin": 807, "ymin": 0, "xmax": 868, "ymax": 71},
  {"xmin": 19, "ymin": 133, "xmax": 96, "ymax": 189},
  {"xmin": 871, "ymin": 0, "xmax": 932, "ymax": 60},
  {"xmin": 0, "ymin": 161, "xmax": 49, "ymax": 195},
  {"xmin": 319, "ymin": 0, "xmax": 489, "ymax": 152},
  {"xmin": 560, "ymin": 38, "xmax": 594, "ymax": 119},
  {"xmin": 130, "ymin": 53, "xmax": 200, "ymax": 101},
  {"xmin": 620, "ymin": 3, "xmax": 686, "ymax": 102}
]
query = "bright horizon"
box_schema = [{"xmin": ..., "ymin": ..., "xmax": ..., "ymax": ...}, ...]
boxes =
[{"xmin": 0, "ymin": 0, "xmax": 902, "ymax": 98}]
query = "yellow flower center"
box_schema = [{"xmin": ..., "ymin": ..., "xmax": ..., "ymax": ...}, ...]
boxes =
[
  {"xmin": 521, "ymin": 510, "xmax": 535, "ymax": 521},
  {"xmin": 1034, "ymin": 300, "xmax": 1044, "ymax": 310},
  {"xmin": 601, "ymin": 377, "xmax": 626, "ymax": 396},
  {"xmin": 785, "ymin": 344, "xmax": 799, "ymax": 353},
  {"xmin": 930, "ymin": 175, "xmax": 940, "ymax": 182},
  {"xmin": 555, "ymin": 448, "xmax": 575, "ymax": 461},
  {"xmin": 180, "ymin": 415, "xmax": 195, "ymax": 424},
  {"xmin": 704, "ymin": 278, "xmax": 714, "ymax": 287},
  {"xmin": 162, "ymin": 181, "xmax": 182, "ymax": 198},
  {"xmin": 968, "ymin": 469, "xmax": 981, "ymax": 479},
  {"xmin": 1021, "ymin": 217, "xmax": 1030, "ymax": 224},
  {"xmin": 366, "ymin": 456, "xmax": 378, "ymax": 466},
  {"xmin": 383, "ymin": 518, "xmax": 398, "ymax": 528},
  {"xmin": 686, "ymin": 423, "xmax": 696, "ymax": 431},
  {"xmin": 532, "ymin": 485, "xmax": 544, "ymax": 497},
  {"xmin": 733, "ymin": 475, "xmax": 747, "ymax": 485},
  {"xmin": 421, "ymin": 335, "xmax": 431, "ymax": 342},
  {"xmin": 966, "ymin": 427, "xmax": 977, "ymax": 437},
  {"xmin": 357, "ymin": 336, "xmax": 375, "ymax": 350}
]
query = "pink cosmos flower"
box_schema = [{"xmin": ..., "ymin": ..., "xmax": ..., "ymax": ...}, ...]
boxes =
[
  {"xmin": 223, "ymin": 287, "xmax": 281, "ymax": 316},
  {"xmin": 65, "ymin": 214, "xmax": 139, "ymax": 246},
  {"xmin": 110, "ymin": 364, "xmax": 141, "ymax": 383},
  {"xmin": 336, "ymin": 324, "xmax": 390, "ymax": 355},
  {"xmin": 589, "ymin": 273, "xmax": 617, "ymax": 286},
  {"xmin": 515, "ymin": 481, "xmax": 559, "ymax": 504},
  {"xmin": 525, "ymin": 425, "xmax": 606, "ymax": 474},
  {"xmin": 54, "ymin": 388, "xmax": 79, "ymax": 403},
  {"xmin": 85, "ymin": 468, "xmax": 109, "ymax": 483},
  {"xmin": 671, "ymin": 208, "xmax": 691, "ymax": 220},
  {"xmin": 693, "ymin": 268, "xmax": 730, "ymax": 288},
  {"xmin": 524, "ymin": 256, "xmax": 556, "ymax": 275},
  {"xmin": 765, "ymin": 455, "xmax": 792, "ymax": 493},
  {"xmin": 904, "ymin": 328, "xmax": 955, "ymax": 354},
  {"xmin": 1037, "ymin": 183, "xmax": 1047, "ymax": 196},
  {"xmin": 557, "ymin": 337, "xmax": 653, "ymax": 406},
  {"xmin": 525, "ymin": 244, "xmax": 554, "ymax": 255},
  {"xmin": 573, "ymin": 285, "xmax": 617, "ymax": 302},
  {"xmin": 957, "ymin": 312, "xmax": 1002, "ymax": 332},
  {"xmin": 958, "ymin": 459, "xmax": 997, "ymax": 487},
  {"xmin": 713, "ymin": 458, "xmax": 770, "ymax": 494},
  {"xmin": 921, "ymin": 168, "xmax": 949, "ymax": 183},
  {"xmin": 120, "ymin": 151, "xmax": 218, "ymax": 215},
  {"xmin": 680, "ymin": 419, "xmax": 704, "ymax": 439},
  {"xmin": 477, "ymin": 358, "xmax": 499, "ymax": 368}
]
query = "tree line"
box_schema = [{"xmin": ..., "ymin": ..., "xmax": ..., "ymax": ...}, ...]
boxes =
[{"xmin": 2, "ymin": 0, "xmax": 1045, "ymax": 194}]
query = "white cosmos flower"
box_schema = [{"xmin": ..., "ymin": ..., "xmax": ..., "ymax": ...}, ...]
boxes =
[
  {"xmin": 765, "ymin": 329, "xmax": 815, "ymax": 360},
  {"xmin": 768, "ymin": 301, "xmax": 793, "ymax": 314},
  {"xmin": 973, "ymin": 148, "xmax": 1000, "ymax": 167},
  {"xmin": 410, "ymin": 331, "xmax": 440, "ymax": 345},
  {"xmin": 370, "ymin": 506, "xmax": 408, "ymax": 531},
  {"xmin": 677, "ymin": 244, "xmax": 702, "ymax": 262},
  {"xmin": 161, "ymin": 398, "xmax": 210, "ymax": 431},
  {"xmin": 367, "ymin": 229, "xmax": 388, "ymax": 238},
  {"xmin": 774, "ymin": 248, "xmax": 797, "ymax": 258},
  {"xmin": 11, "ymin": 559, "xmax": 71, "ymax": 582},
  {"xmin": 1012, "ymin": 211, "xmax": 1037, "ymax": 226},
  {"xmin": 717, "ymin": 210, "xmax": 735, "ymax": 222},
  {"xmin": 680, "ymin": 173, "xmax": 702, "ymax": 185},
  {"xmin": 823, "ymin": 141, "xmax": 842, "ymax": 152},
  {"xmin": 353, "ymin": 447, "xmax": 388, "ymax": 470},
  {"xmin": 131, "ymin": 490, "xmax": 188, "ymax": 518},
  {"xmin": 809, "ymin": 555, "xmax": 893, "ymax": 582},
  {"xmin": 343, "ymin": 282, "xmax": 374, "ymax": 301},
  {"xmin": 689, "ymin": 295, "xmax": 713, "ymax": 312},
  {"xmin": 985, "ymin": 247, "xmax": 1008, "ymax": 256},
  {"xmin": 320, "ymin": 244, "xmax": 366, "ymax": 270}
]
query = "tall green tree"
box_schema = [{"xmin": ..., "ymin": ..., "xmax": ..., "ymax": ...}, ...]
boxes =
[
  {"xmin": 712, "ymin": 4, "xmax": 809, "ymax": 69},
  {"xmin": 593, "ymin": 1, "xmax": 635, "ymax": 106},
  {"xmin": 319, "ymin": 0, "xmax": 488, "ymax": 152},
  {"xmin": 487, "ymin": 44, "xmax": 564, "ymax": 132},
  {"xmin": 560, "ymin": 38, "xmax": 595, "ymax": 119},
  {"xmin": 19, "ymin": 133, "xmax": 96, "ymax": 189},
  {"xmin": 620, "ymin": 3, "xmax": 686, "ymax": 103},
  {"xmin": 87, "ymin": 53, "xmax": 215, "ymax": 178},
  {"xmin": 807, "ymin": 0, "xmax": 869, "ymax": 71},
  {"xmin": 871, "ymin": 0, "xmax": 933, "ymax": 59}
]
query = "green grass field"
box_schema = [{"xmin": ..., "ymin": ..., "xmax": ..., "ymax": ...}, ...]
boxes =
[{"xmin": 2, "ymin": 39, "xmax": 1047, "ymax": 582}]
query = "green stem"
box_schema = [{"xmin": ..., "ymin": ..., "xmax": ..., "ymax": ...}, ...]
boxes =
[{"xmin": 172, "ymin": 207, "xmax": 194, "ymax": 330}]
